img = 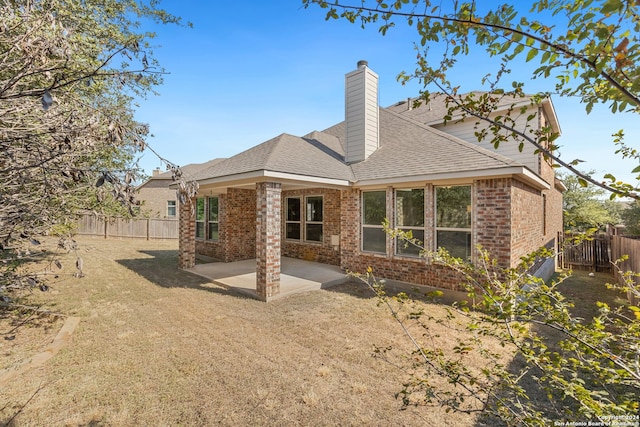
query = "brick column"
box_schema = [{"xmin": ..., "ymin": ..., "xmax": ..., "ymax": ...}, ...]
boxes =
[
  {"xmin": 475, "ymin": 178, "xmax": 512, "ymax": 268},
  {"xmin": 256, "ymin": 182, "xmax": 281, "ymax": 301},
  {"xmin": 178, "ymin": 198, "xmax": 196, "ymax": 269},
  {"xmin": 340, "ymin": 188, "xmax": 360, "ymax": 272}
]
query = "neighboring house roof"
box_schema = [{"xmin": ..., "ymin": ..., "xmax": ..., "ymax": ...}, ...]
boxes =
[
  {"xmin": 138, "ymin": 158, "xmax": 225, "ymax": 190},
  {"xmin": 193, "ymin": 105, "xmax": 549, "ymax": 190}
]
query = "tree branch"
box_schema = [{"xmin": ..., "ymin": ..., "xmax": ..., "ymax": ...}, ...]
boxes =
[{"xmin": 316, "ymin": 1, "xmax": 640, "ymax": 107}]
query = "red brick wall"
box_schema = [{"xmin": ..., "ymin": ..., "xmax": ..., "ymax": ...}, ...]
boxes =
[
  {"xmin": 195, "ymin": 188, "xmax": 256, "ymax": 262},
  {"xmin": 510, "ymin": 179, "xmax": 545, "ymax": 265},
  {"xmin": 540, "ymin": 154, "xmax": 564, "ymax": 251},
  {"xmin": 340, "ymin": 188, "xmax": 360, "ymax": 263},
  {"xmin": 475, "ymin": 178, "xmax": 512, "ymax": 267},
  {"xmin": 476, "ymin": 177, "xmax": 561, "ymax": 269},
  {"xmin": 281, "ymin": 188, "xmax": 341, "ymax": 265},
  {"xmin": 224, "ymin": 188, "xmax": 257, "ymax": 262},
  {"xmin": 339, "ymin": 178, "xmax": 559, "ymax": 291},
  {"xmin": 546, "ymin": 183, "xmax": 564, "ymax": 247}
]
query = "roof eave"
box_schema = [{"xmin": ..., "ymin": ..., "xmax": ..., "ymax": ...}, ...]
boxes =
[
  {"xmin": 355, "ymin": 166, "xmax": 551, "ymax": 190},
  {"xmin": 541, "ymin": 97, "xmax": 562, "ymax": 135},
  {"xmin": 191, "ymin": 170, "xmax": 352, "ymax": 189}
]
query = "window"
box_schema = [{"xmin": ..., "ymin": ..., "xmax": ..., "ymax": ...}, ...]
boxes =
[
  {"xmin": 362, "ymin": 191, "xmax": 387, "ymax": 253},
  {"xmin": 208, "ymin": 197, "xmax": 219, "ymax": 241},
  {"xmin": 195, "ymin": 197, "xmax": 205, "ymax": 239},
  {"xmin": 286, "ymin": 197, "xmax": 301, "ymax": 240},
  {"xmin": 305, "ymin": 196, "xmax": 323, "ymax": 242},
  {"xmin": 435, "ymin": 186, "xmax": 472, "ymax": 260},
  {"xmin": 542, "ymin": 194, "xmax": 547, "ymax": 235},
  {"xmin": 167, "ymin": 200, "xmax": 176, "ymax": 218},
  {"xmin": 395, "ymin": 189, "xmax": 425, "ymax": 257},
  {"xmin": 285, "ymin": 196, "xmax": 323, "ymax": 242},
  {"xmin": 194, "ymin": 197, "xmax": 219, "ymax": 240}
]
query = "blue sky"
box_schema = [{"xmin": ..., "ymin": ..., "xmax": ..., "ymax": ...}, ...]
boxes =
[{"xmin": 134, "ymin": 1, "xmax": 639, "ymax": 192}]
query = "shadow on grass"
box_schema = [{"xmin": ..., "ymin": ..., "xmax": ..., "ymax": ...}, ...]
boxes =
[
  {"xmin": 325, "ymin": 275, "xmax": 474, "ymax": 307},
  {"xmin": 115, "ymin": 250, "xmax": 251, "ymax": 299}
]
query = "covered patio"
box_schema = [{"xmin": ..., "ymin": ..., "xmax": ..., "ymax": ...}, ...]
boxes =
[{"xmin": 186, "ymin": 256, "xmax": 350, "ymax": 301}]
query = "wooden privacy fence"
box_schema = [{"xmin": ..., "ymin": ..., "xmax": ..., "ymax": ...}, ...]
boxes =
[
  {"xmin": 76, "ymin": 213, "xmax": 178, "ymax": 240},
  {"xmin": 611, "ymin": 235, "xmax": 640, "ymax": 305},
  {"xmin": 558, "ymin": 232, "xmax": 612, "ymax": 272},
  {"xmin": 558, "ymin": 232, "xmax": 640, "ymax": 304}
]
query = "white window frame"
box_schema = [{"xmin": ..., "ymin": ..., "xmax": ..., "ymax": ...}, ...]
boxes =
[
  {"xmin": 394, "ymin": 188, "xmax": 425, "ymax": 257},
  {"xmin": 361, "ymin": 190, "xmax": 387, "ymax": 254},
  {"xmin": 434, "ymin": 185, "xmax": 472, "ymax": 260},
  {"xmin": 285, "ymin": 197, "xmax": 302, "ymax": 241},
  {"xmin": 304, "ymin": 195, "xmax": 323, "ymax": 243},
  {"xmin": 207, "ymin": 197, "xmax": 219, "ymax": 241},
  {"xmin": 167, "ymin": 200, "xmax": 177, "ymax": 218},
  {"xmin": 195, "ymin": 197, "xmax": 205, "ymax": 239}
]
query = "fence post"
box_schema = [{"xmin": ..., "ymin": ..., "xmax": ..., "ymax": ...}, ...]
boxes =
[
  {"xmin": 104, "ymin": 217, "xmax": 108, "ymax": 239},
  {"xmin": 147, "ymin": 218, "xmax": 150, "ymax": 241},
  {"xmin": 558, "ymin": 231, "xmax": 564, "ymax": 269}
]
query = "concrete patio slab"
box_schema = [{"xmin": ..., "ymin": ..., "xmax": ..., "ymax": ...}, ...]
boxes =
[{"xmin": 185, "ymin": 257, "xmax": 350, "ymax": 301}]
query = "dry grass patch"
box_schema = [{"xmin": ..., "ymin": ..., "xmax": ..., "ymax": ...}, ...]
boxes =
[
  {"xmin": 1, "ymin": 237, "xmax": 620, "ymax": 426},
  {"xmin": 1, "ymin": 308, "xmax": 64, "ymax": 373},
  {"xmin": 0, "ymin": 237, "xmax": 490, "ymax": 426}
]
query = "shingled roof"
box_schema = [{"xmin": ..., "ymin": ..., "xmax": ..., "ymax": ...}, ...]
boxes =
[
  {"xmin": 324, "ymin": 108, "xmax": 522, "ymax": 183},
  {"xmin": 138, "ymin": 158, "xmax": 225, "ymax": 190},
  {"xmin": 150, "ymin": 158, "xmax": 226, "ymax": 180},
  {"xmin": 192, "ymin": 104, "xmax": 534, "ymax": 188},
  {"xmin": 193, "ymin": 132, "xmax": 354, "ymax": 183}
]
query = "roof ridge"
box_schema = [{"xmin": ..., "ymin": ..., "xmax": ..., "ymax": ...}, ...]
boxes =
[{"xmin": 262, "ymin": 132, "xmax": 293, "ymax": 170}]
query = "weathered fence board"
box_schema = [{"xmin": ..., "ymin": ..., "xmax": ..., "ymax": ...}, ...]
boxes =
[
  {"xmin": 558, "ymin": 232, "xmax": 612, "ymax": 272},
  {"xmin": 76, "ymin": 214, "xmax": 178, "ymax": 239},
  {"xmin": 611, "ymin": 235, "xmax": 640, "ymax": 304}
]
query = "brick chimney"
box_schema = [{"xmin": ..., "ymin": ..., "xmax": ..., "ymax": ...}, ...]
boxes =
[{"xmin": 345, "ymin": 60, "xmax": 379, "ymax": 163}]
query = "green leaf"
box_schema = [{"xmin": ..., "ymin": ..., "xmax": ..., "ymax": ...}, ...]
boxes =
[
  {"xmin": 541, "ymin": 50, "xmax": 551, "ymax": 63},
  {"xmin": 526, "ymin": 48, "xmax": 538, "ymax": 62},
  {"xmin": 602, "ymin": 0, "xmax": 623, "ymax": 15},
  {"xmin": 513, "ymin": 44, "xmax": 525, "ymax": 56}
]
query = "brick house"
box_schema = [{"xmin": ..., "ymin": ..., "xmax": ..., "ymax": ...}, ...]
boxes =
[{"xmin": 178, "ymin": 61, "xmax": 564, "ymax": 301}]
